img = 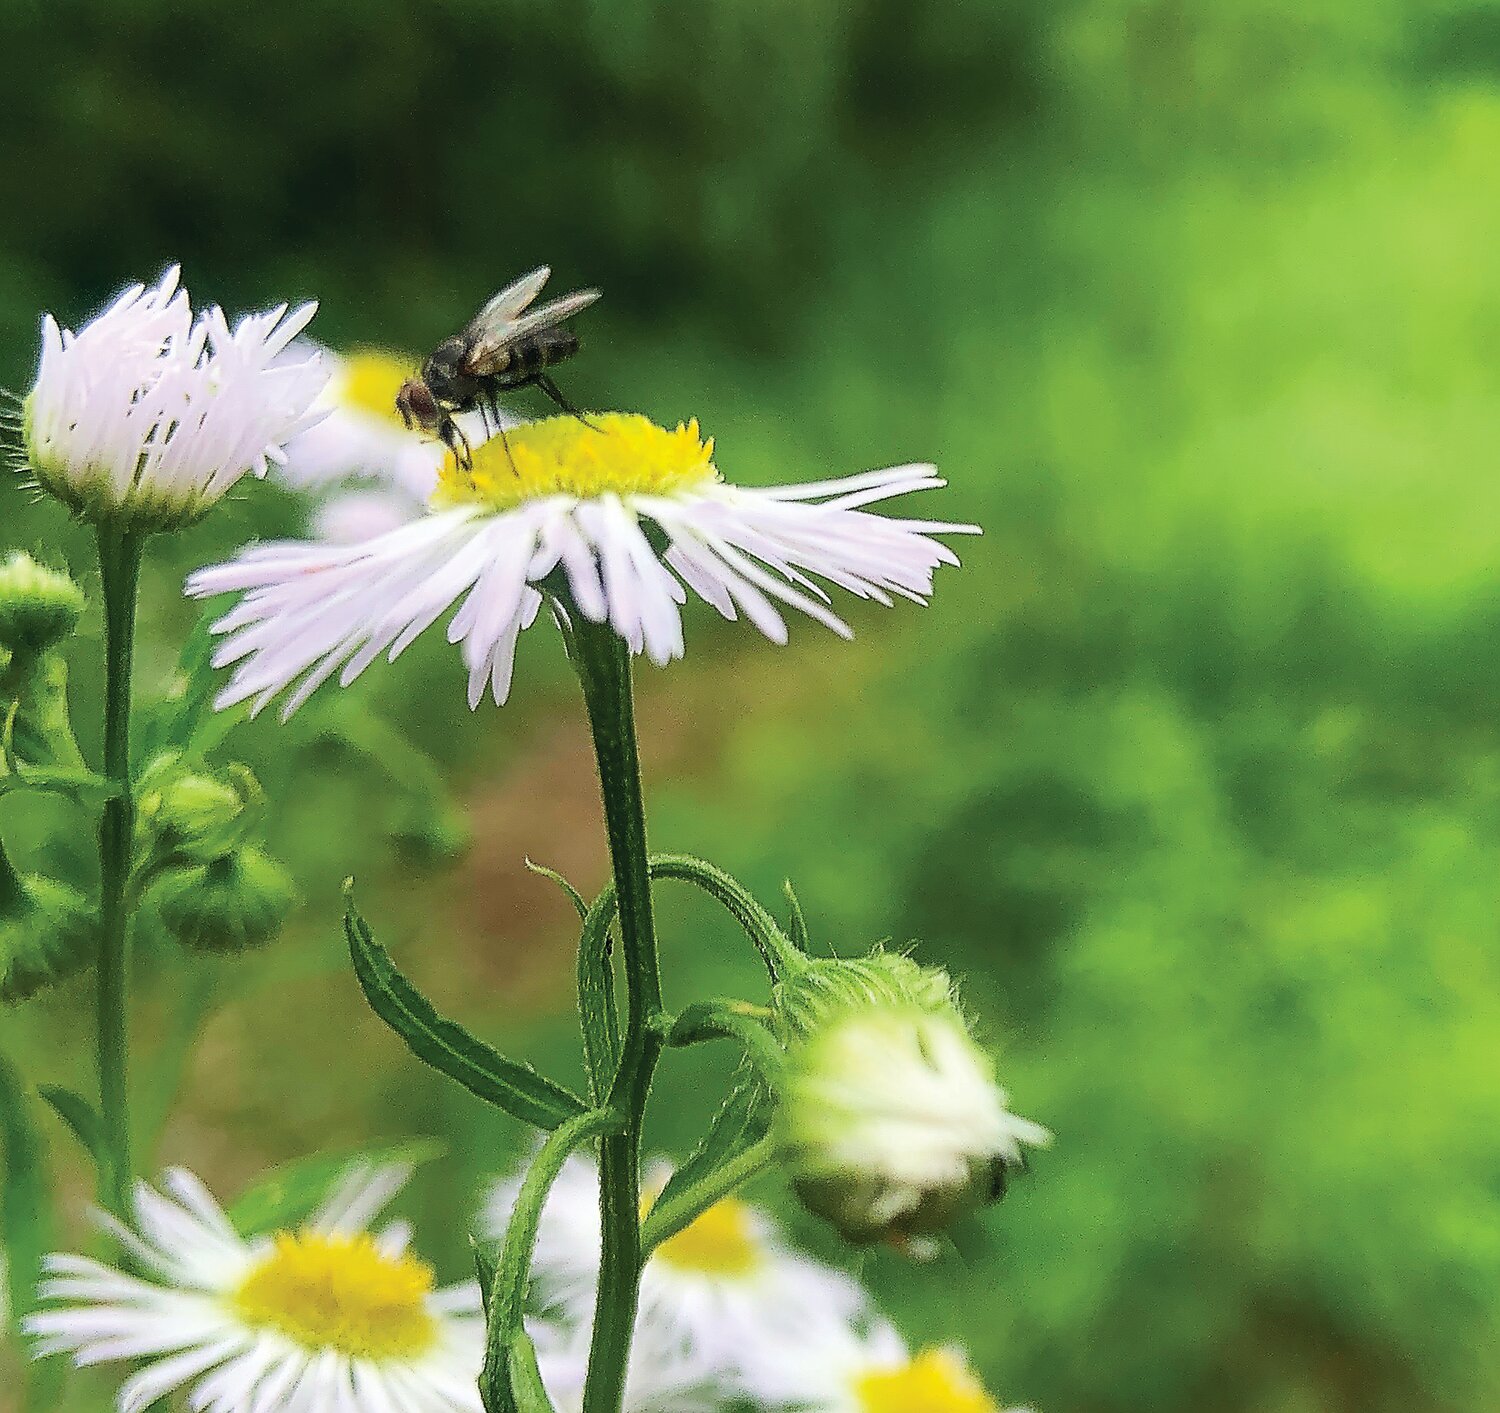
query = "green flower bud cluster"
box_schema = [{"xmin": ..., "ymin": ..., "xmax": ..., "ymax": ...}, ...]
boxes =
[
  {"xmin": 136, "ymin": 755, "xmax": 295, "ymax": 954},
  {"xmin": 0, "ymin": 851, "xmax": 93, "ymax": 1002},
  {"xmin": 771, "ymin": 949, "xmax": 1050, "ymax": 1250}
]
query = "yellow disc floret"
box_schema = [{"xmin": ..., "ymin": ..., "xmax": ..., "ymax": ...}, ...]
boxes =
[
  {"xmin": 232, "ymin": 1232, "xmax": 439, "ymax": 1361},
  {"xmin": 434, "ymin": 412, "xmax": 719, "ymax": 512},
  {"xmin": 854, "ymin": 1348, "xmax": 1001, "ymax": 1413},
  {"xmin": 646, "ymin": 1194, "xmax": 764, "ymax": 1279},
  {"xmin": 339, "ymin": 350, "xmax": 420, "ymax": 429}
]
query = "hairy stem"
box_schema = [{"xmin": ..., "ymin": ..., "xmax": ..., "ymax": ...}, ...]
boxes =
[
  {"xmin": 569, "ymin": 616, "xmax": 662, "ymax": 1413},
  {"xmin": 95, "ymin": 528, "xmax": 142, "ymax": 1217}
]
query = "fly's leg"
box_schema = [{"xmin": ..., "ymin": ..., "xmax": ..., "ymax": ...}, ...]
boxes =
[
  {"xmin": 441, "ymin": 417, "xmax": 474, "ymax": 475},
  {"xmin": 534, "ymin": 373, "xmax": 602, "ymax": 433}
]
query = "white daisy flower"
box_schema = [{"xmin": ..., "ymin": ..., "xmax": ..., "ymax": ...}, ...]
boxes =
[
  {"xmin": 759, "ymin": 1315, "xmax": 1029, "ymax": 1413},
  {"xmin": 27, "ymin": 1164, "xmax": 484, "ymax": 1413},
  {"xmin": 184, "ymin": 411, "xmax": 977, "ymax": 717},
  {"xmin": 20, "ymin": 266, "xmax": 326, "ymax": 531},
  {"xmin": 483, "ymin": 1153, "xmax": 867, "ymax": 1384}
]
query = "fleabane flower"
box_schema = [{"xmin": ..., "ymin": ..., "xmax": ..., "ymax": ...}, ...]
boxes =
[
  {"xmin": 27, "ymin": 1164, "xmax": 484, "ymax": 1413},
  {"xmin": 774, "ymin": 957, "xmax": 1050, "ymax": 1248},
  {"xmin": 483, "ymin": 1152, "xmax": 866, "ymax": 1382},
  {"xmin": 185, "ymin": 412, "xmax": 977, "ymax": 717},
  {"xmin": 764, "ymin": 1316, "xmax": 1029, "ymax": 1413},
  {"xmin": 20, "ymin": 267, "xmax": 326, "ymax": 531}
]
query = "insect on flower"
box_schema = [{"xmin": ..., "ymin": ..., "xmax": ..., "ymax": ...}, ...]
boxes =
[{"xmin": 395, "ymin": 266, "xmax": 600, "ymax": 471}]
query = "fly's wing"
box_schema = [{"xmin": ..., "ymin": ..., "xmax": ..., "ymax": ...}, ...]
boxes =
[
  {"xmin": 462, "ymin": 287, "xmax": 602, "ymax": 376},
  {"xmin": 460, "ymin": 266, "xmax": 552, "ymax": 370}
]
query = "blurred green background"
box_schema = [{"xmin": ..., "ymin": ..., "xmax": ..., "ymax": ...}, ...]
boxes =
[{"xmin": 4, "ymin": 1, "xmax": 1500, "ymax": 1409}]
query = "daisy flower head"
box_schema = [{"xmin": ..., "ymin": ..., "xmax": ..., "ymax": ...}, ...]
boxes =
[
  {"xmin": 28, "ymin": 1163, "xmax": 484, "ymax": 1413},
  {"xmin": 483, "ymin": 1153, "xmax": 868, "ymax": 1384},
  {"xmin": 185, "ymin": 411, "xmax": 978, "ymax": 718},
  {"xmin": 19, "ymin": 267, "xmax": 327, "ymax": 532}
]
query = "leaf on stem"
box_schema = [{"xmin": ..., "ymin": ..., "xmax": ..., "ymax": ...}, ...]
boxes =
[
  {"xmin": 649, "ymin": 1075, "xmax": 769, "ymax": 1228},
  {"xmin": 345, "ymin": 888, "xmax": 587, "ymax": 1130}
]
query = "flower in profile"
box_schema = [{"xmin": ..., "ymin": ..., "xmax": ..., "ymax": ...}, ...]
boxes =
[
  {"xmin": 763, "ymin": 1316, "xmax": 1029, "ymax": 1413},
  {"xmin": 483, "ymin": 1152, "xmax": 866, "ymax": 1383},
  {"xmin": 28, "ymin": 1164, "xmax": 484, "ymax": 1413},
  {"xmin": 19, "ymin": 267, "xmax": 326, "ymax": 531},
  {"xmin": 185, "ymin": 412, "xmax": 977, "ymax": 716},
  {"xmin": 774, "ymin": 970, "xmax": 1050, "ymax": 1247}
]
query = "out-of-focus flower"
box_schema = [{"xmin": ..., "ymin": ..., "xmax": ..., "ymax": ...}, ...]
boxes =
[
  {"xmin": 765, "ymin": 1317, "xmax": 1029, "ymax": 1413},
  {"xmin": 278, "ymin": 349, "xmax": 444, "ymax": 505},
  {"xmin": 278, "ymin": 349, "xmax": 506, "ymax": 543},
  {"xmin": 0, "ymin": 553, "xmax": 85, "ymax": 658},
  {"xmin": 776, "ymin": 987, "xmax": 1050, "ymax": 1248},
  {"xmin": 527, "ymin": 1313, "xmax": 721, "ymax": 1413},
  {"xmin": 483, "ymin": 1153, "xmax": 865, "ymax": 1384},
  {"xmin": 19, "ymin": 267, "xmax": 325, "ymax": 531},
  {"xmin": 28, "ymin": 1164, "xmax": 484, "ymax": 1413},
  {"xmin": 186, "ymin": 411, "xmax": 977, "ymax": 716}
]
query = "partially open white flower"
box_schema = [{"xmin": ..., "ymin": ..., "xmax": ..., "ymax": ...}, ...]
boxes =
[
  {"xmin": 778, "ymin": 1001, "xmax": 1050, "ymax": 1248},
  {"xmin": 27, "ymin": 1164, "xmax": 483, "ymax": 1413},
  {"xmin": 483, "ymin": 1153, "xmax": 866, "ymax": 1385},
  {"xmin": 185, "ymin": 412, "xmax": 977, "ymax": 717},
  {"xmin": 20, "ymin": 267, "xmax": 326, "ymax": 531}
]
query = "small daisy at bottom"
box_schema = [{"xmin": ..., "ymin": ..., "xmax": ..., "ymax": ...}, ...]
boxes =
[{"xmin": 27, "ymin": 1164, "xmax": 483, "ymax": 1413}]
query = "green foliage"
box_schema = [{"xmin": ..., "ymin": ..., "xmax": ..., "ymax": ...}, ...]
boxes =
[{"xmin": 3, "ymin": 2, "xmax": 1500, "ymax": 1410}]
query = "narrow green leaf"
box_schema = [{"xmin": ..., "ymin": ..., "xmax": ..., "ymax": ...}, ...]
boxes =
[
  {"xmin": 228, "ymin": 1140, "xmax": 445, "ymax": 1238},
  {"xmin": 782, "ymin": 880, "xmax": 811, "ymax": 952},
  {"xmin": 0, "ymin": 1050, "xmax": 52, "ymax": 1335},
  {"xmin": 508, "ymin": 1327, "xmax": 559, "ymax": 1413},
  {"xmin": 36, "ymin": 1086, "xmax": 104, "ymax": 1170},
  {"xmin": 524, "ymin": 859, "xmax": 588, "ymax": 921},
  {"xmin": 345, "ymin": 893, "xmax": 587, "ymax": 1130},
  {"xmin": 141, "ymin": 612, "xmax": 236, "ymax": 758}
]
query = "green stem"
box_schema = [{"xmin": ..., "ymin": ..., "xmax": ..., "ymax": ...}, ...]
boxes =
[
  {"xmin": 482, "ymin": 1107, "xmax": 622, "ymax": 1413},
  {"xmin": 95, "ymin": 528, "xmax": 142, "ymax": 1218},
  {"xmin": 568, "ymin": 615, "xmax": 662, "ymax": 1413}
]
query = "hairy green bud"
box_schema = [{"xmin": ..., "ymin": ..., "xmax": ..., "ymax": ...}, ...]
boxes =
[
  {"xmin": 0, "ymin": 553, "xmax": 85, "ymax": 658},
  {"xmin": 149, "ymin": 846, "xmax": 296, "ymax": 954},
  {"xmin": 773, "ymin": 956, "xmax": 1050, "ymax": 1249}
]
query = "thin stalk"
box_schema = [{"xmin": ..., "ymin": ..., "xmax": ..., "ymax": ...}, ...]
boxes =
[
  {"xmin": 568, "ymin": 615, "xmax": 663, "ymax": 1413},
  {"xmin": 95, "ymin": 528, "xmax": 142, "ymax": 1218}
]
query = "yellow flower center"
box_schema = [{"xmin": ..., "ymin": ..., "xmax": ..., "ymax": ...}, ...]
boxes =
[
  {"xmin": 854, "ymin": 1348, "xmax": 1001, "ymax": 1413},
  {"xmin": 339, "ymin": 350, "xmax": 419, "ymax": 430},
  {"xmin": 433, "ymin": 412, "xmax": 719, "ymax": 512},
  {"xmin": 645, "ymin": 1194, "xmax": 764, "ymax": 1279},
  {"xmin": 232, "ymin": 1232, "xmax": 439, "ymax": 1361}
]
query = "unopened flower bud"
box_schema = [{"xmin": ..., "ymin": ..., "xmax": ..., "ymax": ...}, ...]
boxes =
[
  {"xmin": 774, "ymin": 964, "xmax": 1049, "ymax": 1247},
  {"xmin": 136, "ymin": 759, "xmax": 264, "ymax": 864},
  {"xmin": 0, "ymin": 554, "xmax": 85, "ymax": 658},
  {"xmin": 149, "ymin": 846, "xmax": 295, "ymax": 954},
  {"xmin": 0, "ymin": 858, "xmax": 94, "ymax": 1002}
]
